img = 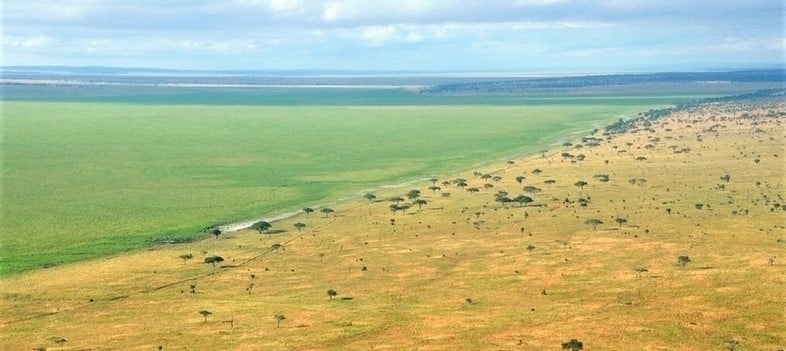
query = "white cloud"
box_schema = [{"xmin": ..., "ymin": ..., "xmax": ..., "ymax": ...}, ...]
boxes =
[
  {"xmin": 322, "ymin": 0, "xmax": 448, "ymax": 22},
  {"xmin": 706, "ymin": 37, "xmax": 786, "ymax": 53},
  {"xmin": 3, "ymin": 0, "xmax": 99, "ymax": 22},
  {"xmin": 333, "ymin": 21, "xmax": 603, "ymax": 47},
  {"xmin": 3, "ymin": 35, "xmax": 53, "ymax": 49},
  {"xmin": 511, "ymin": 0, "xmax": 570, "ymax": 6},
  {"xmin": 234, "ymin": 0, "xmax": 305, "ymax": 13}
]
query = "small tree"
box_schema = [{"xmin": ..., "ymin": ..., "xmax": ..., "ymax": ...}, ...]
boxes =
[
  {"xmin": 495, "ymin": 195, "xmax": 512, "ymax": 206},
  {"xmin": 363, "ymin": 193, "xmax": 377, "ymax": 202},
  {"xmin": 250, "ymin": 220, "xmax": 272, "ymax": 233},
  {"xmin": 428, "ymin": 186, "xmax": 441, "ymax": 193},
  {"xmin": 302, "ymin": 207, "xmax": 314, "ymax": 216},
  {"xmin": 204, "ymin": 256, "xmax": 224, "ymax": 268},
  {"xmin": 585, "ymin": 219, "xmax": 603, "ymax": 230},
  {"xmin": 406, "ymin": 189, "xmax": 421, "ymax": 200},
  {"xmin": 327, "ymin": 289, "xmax": 338, "ymax": 300},
  {"xmin": 561, "ymin": 338, "xmax": 583, "ymax": 351},
  {"xmin": 413, "ymin": 199, "xmax": 427, "ymax": 210},
  {"xmin": 544, "ymin": 179, "xmax": 556, "ymax": 187},
  {"xmin": 532, "ymin": 168, "xmax": 542, "ymax": 175},
  {"xmin": 199, "ymin": 310, "xmax": 212, "ymax": 322},
  {"xmin": 320, "ymin": 208, "xmax": 334, "ymax": 218},
  {"xmin": 523, "ymin": 185, "xmax": 541, "ymax": 194},
  {"xmin": 179, "ymin": 253, "xmax": 193, "ymax": 265},
  {"xmin": 210, "ymin": 228, "xmax": 222, "ymax": 239},
  {"xmin": 513, "ymin": 195, "xmax": 533, "ymax": 207},
  {"xmin": 615, "ymin": 217, "xmax": 627, "ymax": 228},
  {"xmin": 516, "ymin": 175, "xmax": 525, "ymax": 184},
  {"xmin": 574, "ymin": 180, "xmax": 588, "ymax": 189},
  {"xmin": 677, "ymin": 255, "xmax": 691, "ymax": 266},
  {"xmin": 294, "ymin": 222, "xmax": 306, "ymax": 232},
  {"xmin": 429, "ymin": 177, "xmax": 438, "ymax": 185},
  {"xmin": 274, "ymin": 314, "xmax": 286, "ymax": 328}
]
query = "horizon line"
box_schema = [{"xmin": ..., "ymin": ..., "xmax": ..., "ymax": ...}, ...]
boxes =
[{"xmin": 2, "ymin": 65, "xmax": 784, "ymax": 77}]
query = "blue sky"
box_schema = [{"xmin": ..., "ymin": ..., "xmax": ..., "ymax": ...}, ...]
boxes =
[{"xmin": 2, "ymin": 0, "xmax": 784, "ymax": 72}]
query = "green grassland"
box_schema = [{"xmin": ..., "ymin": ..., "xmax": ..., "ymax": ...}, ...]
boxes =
[{"xmin": 1, "ymin": 97, "xmax": 698, "ymax": 275}]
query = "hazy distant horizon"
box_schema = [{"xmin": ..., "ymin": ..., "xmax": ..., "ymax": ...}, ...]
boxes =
[{"xmin": 3, "ymin": 65, "xmax": 784, "ymax": 78}]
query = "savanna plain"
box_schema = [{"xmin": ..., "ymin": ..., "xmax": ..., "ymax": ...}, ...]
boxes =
[
  {"xmin": 1, "ymin": 91, "xmax": 784, "ymax": 350},
  {"xmin": 1, "ymin": 98, "xmax": 682, "ymax": 275}
]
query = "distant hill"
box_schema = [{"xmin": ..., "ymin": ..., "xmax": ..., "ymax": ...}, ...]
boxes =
[{"xmin": 420, "ymin": 69, "xmax": 786, "ymax": 95}]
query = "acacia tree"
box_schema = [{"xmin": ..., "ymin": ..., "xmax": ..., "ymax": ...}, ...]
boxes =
[
  {"xmin": 677, "ymin": 255, "xmax": 692, "ymax": 266},
  {"xmin": 428, "ymin": 186, "xmax": 441, "ymax": 193},
  {"xmin": 389, "ymin": 204, "xmax": 400, "ymax": 215},
  {"xmin": 513, "ymin": 195, "xmax": 533, "ymax": 207},
  {"xmin": 615, "ymin": 217, "xmax": 627, "ymax": 228},
  {"xmin": 495, "ymin": 195, "xmax": 512, "ymax": 206},
  {"xmin": 516, "ymin": 175, "xmax": 525, "ymax": 184},
  {"xmin": 302, "ymin": 207, "xmax": 314, "ymax": 216},
  {"xmin": 294, "ymin": 222, "xmax": 306, "ymax": 232},
  {"xmin": 251, "ymin": 220, "xmax": 272, "ymax": 233},
  {"xmin": 544, "ymin": 179, "xmax": 556, "ymax": 187},
  {"xmin": 327, "ymin": 289, "xmax": 338, "ymax": 300},
  {"xmin": 199, "ymin": 310, "xmax": 212, "ymax": 322},
  {"xmin": 363, "ymin": 193, "xmax": 377, "ymax": 202},
  {"xmin": 274, "ymin": 314, "xmax": 286, "ymax": 328},
  {"xmin": 561, "ymin": 338, "xmax": 583, "ymax": 351},
  {"xmin": 413, "ymin": 199, "xmax": 427, "ymax": 210},
  {"xmin": 574, "ymin": 180, "xmax": 588, "ymax": 190},
  {"xmin": 429, "ymin": 177, "xmax": 438, "ymax": 185},
  {"xmin": 523, "ymin": 185, "xmax": 541, "ymax": 194},
  {"xmin": 179, "ymin": 253, "xmax": 193, "ymax": 265},
  {"xmin": 406, "ymin": 189, "xmax": 421, "ymax": 200},
  {"xmin": 210, "ymin": 228, "xmax": 222, "ymax": 239},
  {"xmin": 320, "ymin": 208, "xmax": 335, "ymax": 218},
  {"xmin": 585, "ymin": 219, "xmax": 603, "ymax": 230},
  {"xmin": 204, "ymin": 256, "xmax": 224, "ymax": 268}
]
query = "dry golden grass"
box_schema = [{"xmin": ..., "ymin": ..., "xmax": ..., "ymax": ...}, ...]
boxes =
[{"xmin": 1, "ymin": 99, "xmax": 784, "ymax": 350}]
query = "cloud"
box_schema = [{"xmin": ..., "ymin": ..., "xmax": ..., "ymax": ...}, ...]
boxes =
[
  {"xmin": 322, "ymin": 0, "xmax": 449, "ymax": 23},
  {"xmin": 3, "ymin": 35, "xmax": 53, "ymax": 49},
  {"xmin": 705, "ymin": 37, "xmax": 786, "ymax": 53},
  {"xmin": 1, "ymin": 0, "xmax": 783, "ymax": 70}
]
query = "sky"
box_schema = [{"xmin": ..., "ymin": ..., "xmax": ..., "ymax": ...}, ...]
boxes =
[{"xmin": 2, "ymin": 0, "xmax": 784, "ymax": 72}]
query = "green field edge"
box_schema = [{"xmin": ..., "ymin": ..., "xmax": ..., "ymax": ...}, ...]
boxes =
[{"xmin": 0, "ymin": 99, "xmax": 701, "ymax": 276}]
